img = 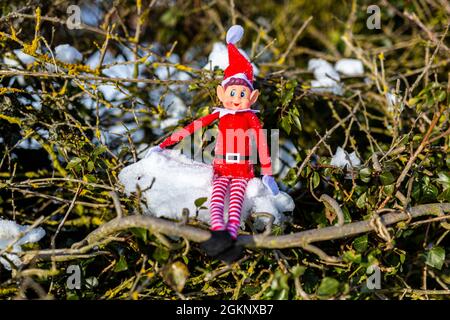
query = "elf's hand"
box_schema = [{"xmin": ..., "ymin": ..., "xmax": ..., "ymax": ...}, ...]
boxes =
[
  {"xmin": 262, "ymin": 175, "xmax": 279, "ymax": 195},
  {"xmin": 145, "ymin": 145, "xmax": 163, "ymax": 158}
]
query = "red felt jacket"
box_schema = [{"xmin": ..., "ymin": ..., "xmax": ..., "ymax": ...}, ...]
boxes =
[{"xmin": 159, "ymin": 109, "xmax": 273, "ymax": 178}]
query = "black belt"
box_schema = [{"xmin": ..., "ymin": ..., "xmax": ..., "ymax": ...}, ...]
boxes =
[{"xmin": 215, "ymin": 153, "xmax": 251, "ymax": 162}]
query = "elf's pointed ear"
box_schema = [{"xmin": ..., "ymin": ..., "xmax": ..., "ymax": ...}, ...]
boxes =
[
  {"xmin": 249, "ymin": 89, "xmax": 260, "ymax": 105},
  {"xmin": 216, "ymin": 85, "xmax": 225, "ymax": 102}
]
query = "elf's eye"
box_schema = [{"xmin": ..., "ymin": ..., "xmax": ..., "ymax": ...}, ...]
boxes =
[
  {"xmin": 240, "ymin": 90, "xmax": 246, "ymax": 98},
  {"xmin": 230, "ymin": 90, "xmax": 236, "ymax": 97}
]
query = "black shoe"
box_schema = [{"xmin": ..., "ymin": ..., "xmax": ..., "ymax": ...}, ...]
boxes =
[
  {"xmin": 215, "ymin": 243, "xmax": 245, "ymax": 264},
  {"xmin": 199, "ymin": 230, "xmax": 234, "ymax": 258}
]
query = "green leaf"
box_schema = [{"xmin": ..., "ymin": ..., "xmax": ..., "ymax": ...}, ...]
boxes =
[
  {"xmin": 87, "ymin": 161, "xmax": 95, "ymax": 172},
  {"xmin": 380, "ymin": 171, "xmax": 395, "ymax": 185},
  {"xmin": 83, "ymin": 174, "xmax": 97, "ymax": 183},
  {"xmin": 280, "ymin": 117, "xmax": 291, "ymax": 134},
  {"xmin": 422, "ymin": 183, "xmax": 438, "ymax": 201},
  {"xmin": 353, "ymin": 235, "xmax": 368, "ymax": 253},
  {"xmin": 343, "ymin": 251, "xmax": 362, "ymax": 264},
  {"xmin": 426, "ymin": 246, "xmax": 445, "ymax": 270},
  {"xmin": 437, "ymin": 172, "xmax": 450, "ymax": 189},
  {"xmin": 291, "ymin": 265, "xmax": 307, "ymax": 277},
  {"xmin": 383, "ymin": 184, "xmax": 395, "ymax": 196},
  {"xmin": 66, "ymin": 157, "xmax": 82, "ymax": 169},
  {"xmin": 92, "ymin": 145, "xmax": 108, "ymax": 157},
  {"xmin": 312, "ymin": 172, "xmax": 320, "ymax": 189},
  {"xmin": 437, "ymin": 90, "xmax": 446, "ymax": 102},
  {"xmin": 412, "ymin": 183, "xmax": 422, "ymax": 201},
  {"xmin": 131, "ymin": 228, "xmax": 148, "ymax": 242},
  {"xmin": 113, "ymin": 255, "xmax": 128, "ymax": 272},
  {"xmin": 359, "ymin": 167, "xmax": 372, "ymax": 183},
  {"xmin": 317, "ymin": 277, "xmax": 340, "ymax": 296},
  {"xmin": 153, "ymin": 247, "xmax": 170, "ymax": 264},
  {"xmin": 438, "ymin": 188, "xmax": 450, "ymax": 202},
  {"xmin": 194, "ymin": 197, "xmax": 207, "ymax": 207},
  {"xmin": 356, "ymin": 192, "xmax": 367, "ymax": 209},
  {"xmin": 342, "ymin": 206, "xmax": 352, "ymax": 223},
  {"xmin": 268, "ymin": 270, "xmax": 290, "ymax": 300},
  {"xmin": 291, "ymin": 111, "xmax": 302, "ymax": 132}
]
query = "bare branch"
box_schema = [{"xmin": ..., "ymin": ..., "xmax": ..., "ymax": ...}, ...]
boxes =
[{"xmin": 73, "ymin": 203, "xmax": 450, "ymax": 254}]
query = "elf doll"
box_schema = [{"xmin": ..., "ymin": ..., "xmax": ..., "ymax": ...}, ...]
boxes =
[{"xmin": 147, "ymin": 25, "xmax": 279, "ymax": 261}]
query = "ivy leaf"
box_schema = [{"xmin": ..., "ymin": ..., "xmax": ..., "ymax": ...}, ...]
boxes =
[
  {"xmin": 131, "ymin": 228, "xmax": 148, "ymax": 242},
  {"xmin": 422, "ymin": 183, "xmax": 438, "ymax": 201},
  {"xmin": 312, "ymin": 172, "xmax": 320, "ymax": 189},
  {"xmin": 153, "ymin": 247, "xmax": 170, "ymax": 264},
  {"xmin": 291, "ymin": 265, "xmax": 307, "ymax": 277},
  {"xmin": 436, "ymin": 172, "xmax": 450, "ymax": 189},
  {"xmin": 353, "ymin": 235, "xmax": 368, "ymax": 253},
  {"xmin": 438, "ymin": 188, "xmax": 450, "ymax": 202},
  {"xmin": 194, "ymin": 197, "xmax": 207, "ymax": 207},
  {"xmin": 92, "ymin": 145, "xmax": 108, "ymax": 157},
  {"xmin": 317, "ymin": 277, "xmax": 340, "ymax": 296},
  {"xmin": 426, "ymin": 246, "xmax": 445, "ymax": 270},
  {"xmin": 280, "ymin": 116, "xmax": 291, "ymax": 134},
  {"xmin": 113, "ymin": 255, "xmax": 128, "ymax": 272},
  {"xmin": 66, "ymin": 157, "xmax": 82, "ymax": 170},
  {"xmin": 359, "ymin": 167, "xmax": 372, "ymax": 183},
  {"xmin": 356, "ymin": 192, "xmax": 367, "ymax": 209},
  {"xmin": 412, "ymin": 183, "xmax": 422, "ymax": 201},
  {"xmin": 383, "ymin": 184, "xmax": 395, "ymax": 196},
  {"xmin": 343, "ymin": 251, "xmax": 362, "ymax": 264},
  {"xmin": 87, "ymin": 161, "xmax": 95, "ymax": 172},
  {"xmin": 380, "ymin": 171, "xmax": 395, "ymax": 185}
]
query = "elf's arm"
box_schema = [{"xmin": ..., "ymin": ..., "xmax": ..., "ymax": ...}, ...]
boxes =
[
  {"xmin": 246, "ymin": 112, "xmax": 280, "ymax": 195},
  {"xmin": 159, "ymin": 112, "xmax": 220, "ymax": 149},
  {"xmin": 246, "ymin": 112, "xmax": 273, "ymax": 176}
]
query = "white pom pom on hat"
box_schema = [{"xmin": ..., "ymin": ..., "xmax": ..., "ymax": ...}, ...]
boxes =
[{"xmin": 226, "ymin": 25, "xmax": 244, "ymax": 44}]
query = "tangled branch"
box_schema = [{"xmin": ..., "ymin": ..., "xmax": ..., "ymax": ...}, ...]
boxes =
[{"xmin": 61, "ymin": 203, "xmax": 450, "ymax": 262}]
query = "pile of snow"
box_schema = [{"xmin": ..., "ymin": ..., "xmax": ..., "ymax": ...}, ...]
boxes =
[
  {"xmin": 334, "ymin": 59, "xmax": 364, "ymax": 77},
  {"xmin": 3, "ymin": 50, "xmax": 35, "ymax": 68},
  {"xmin": 118, "ymin": 150, "xmax": 294, "ymax": 230},
  {"xmin": 55, "ymin": 44, "xmax": 83, "ymax": 64},
  {"xmin": 3, "ymin": 50, "xmax": 36, "ymax": 86},
  {"xmin": 308, "ymin": 59, "xmax": 343, "ymax": 95},
  {"xmin": 330, "ymin": 147, "xmax": 361, "ymax": 169},
  {"xmin": 203, "ymin": 42, "xmax": 259, "ymax": 76},
  {"xmin": 307, "ymin": 58, "xmax": 364, "ymax": 95},
  {"xmin": 0, "ymin": 219, "xmax": 46, "ymax": 270}
]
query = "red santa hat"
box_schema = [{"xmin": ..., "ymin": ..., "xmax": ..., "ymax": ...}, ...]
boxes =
[{"xmin": 222, "ymin": 25, "xmax": 254, "ymax": 90}]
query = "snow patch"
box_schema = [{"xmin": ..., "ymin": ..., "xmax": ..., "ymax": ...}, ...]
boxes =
[
  {"xmin": 308, "ymin": 58, "xmax": 342, "ymax": 95},
  {"xmin": 330, "ymin": 147, "xmax": 361, "ymax": 169},
  {"xmin": 203, "ymin": 42, "xmax": 259, "ymax": 76},
  {"xmin": 334, "ymin": 59, "xmax": 364, "ymax": 76},
  {"xmin": 307, "ymin": 58, "xmax": 364, "ymax": 95},
  {"xmin": 0, "ymin": 219, "xmax": 46, "ymax": 270},
  {"xmin": 118, "ymin": 150, "xmax": 294, "ymax": 231},
  {"xmin": 55, "ymin": 44, "xmax": 83, "ymax": 64}
]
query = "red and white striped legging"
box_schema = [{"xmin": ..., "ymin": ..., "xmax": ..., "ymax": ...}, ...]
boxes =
[{"xmin": 209, "ymin": 175, "xmax": 248, "ymax": 239}]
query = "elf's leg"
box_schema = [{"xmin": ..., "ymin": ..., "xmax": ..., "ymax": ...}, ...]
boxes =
[
  {"xmin": 200, "ymin": 175, "xmax": 233, "ymax": 258},
  {"xmin": 226, "ymin": 177, "xmax": 248, "ymax": 239},
  {"xmin": 209, "ymin": 175, "xmax": 230, "ymax": 231}
]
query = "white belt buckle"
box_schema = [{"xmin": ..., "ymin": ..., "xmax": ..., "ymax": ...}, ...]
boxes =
[{"xmin": 225, "ymin": 152, "xmax": 240, "ymax": 163}]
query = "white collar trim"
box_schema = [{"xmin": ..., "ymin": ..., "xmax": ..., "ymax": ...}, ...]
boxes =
[{"xmin": 212, "ymin": 107, "xmax": 259, "ymax": 117}]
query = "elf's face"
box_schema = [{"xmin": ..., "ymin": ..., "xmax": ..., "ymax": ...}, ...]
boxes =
[{"xmin": 216, "ymin": 85, "xmax": 260, "ymax": 110}]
